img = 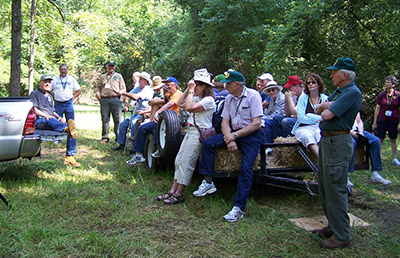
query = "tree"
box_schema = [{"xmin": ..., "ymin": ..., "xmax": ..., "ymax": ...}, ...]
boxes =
[{"xmin": 10, "ymin": 0, "xmax": 22, "ymax": 96}]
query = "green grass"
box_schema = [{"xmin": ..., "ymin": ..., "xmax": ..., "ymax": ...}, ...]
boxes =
[{"xmin": 0, "ymin": 106, "xmax": 400, "ymax": 257}]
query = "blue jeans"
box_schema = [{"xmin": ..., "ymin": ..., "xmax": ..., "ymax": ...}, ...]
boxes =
[
  {"xmin": 117, "ymin": 114, "xmax": 141, "ymax": 146},
  {"xmin": 348, "ymin": 130, "xmax": 382, "ymax": 173},
  {"xmin": 55, "ymin": 99, "xmax": 77, "ymax": 156},
  {"xmin": 263, "ymin": 119, "xmax": 273, "ymax": 144},
  {"xmin": 272, "ymin": 115, "xmax": 297, "ymax": 139},
  {"xmin": 198, "ymin": 129, "xmax": 264, "ymax": 210},
  {"xmin": 133, "ymin": 121, "xmax": 158, "ymax": 154}
]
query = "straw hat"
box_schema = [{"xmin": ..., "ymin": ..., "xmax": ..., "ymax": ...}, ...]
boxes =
[
  {"xmin": 263, "ymin": 80, "xmax": 283, "ymax": 92},
  {"xmin": 137, "ymin": 72, "xmax": 152, "ymax": 86},
  {"xmin": 151, "ymin": 76, "xmax": 164, "ymax": 90}
]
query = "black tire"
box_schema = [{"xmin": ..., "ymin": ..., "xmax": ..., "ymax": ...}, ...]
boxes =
[
  {"xmin": 144, "ymin": 133, "xmax": 159, "ymax": 170},
  {"xmin": 157, "ymin": 110, "xmax": 181, "ymax": 159}
]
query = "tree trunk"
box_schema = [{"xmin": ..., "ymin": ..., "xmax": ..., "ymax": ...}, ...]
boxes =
[
  {"xmin": 28, "ymin": 0, "xmax": 37, "ymax": 94},
  {"xmin": 10, "ymin": 0, "xmax": 22, "ymax": 96}
]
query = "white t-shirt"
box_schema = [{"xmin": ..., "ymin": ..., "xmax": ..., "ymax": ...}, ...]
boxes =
[
  {"xmin": 187, "ymin": 96, "xmax": 216, "ymax": 129},
  {"xmin": 51, "ymin": 75, "xmax": 81, "ymax": 102}
]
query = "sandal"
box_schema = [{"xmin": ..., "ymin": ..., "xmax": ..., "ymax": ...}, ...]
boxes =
[
  {"xmin": 163, "ymin": 193, "xmax": 184, "ymax": 205},
  {"xmin": 156, "ymin": 191, "xmax": 173, "ymax": 201}
]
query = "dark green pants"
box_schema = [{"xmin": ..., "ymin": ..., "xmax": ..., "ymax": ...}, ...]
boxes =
[
  {"xmin": 318, "ymin": 134, "xmax": 353, "ymax": 242},
  {"xmin": 100, "ymin": 97, "xmax": 121, "ymax": 141}
]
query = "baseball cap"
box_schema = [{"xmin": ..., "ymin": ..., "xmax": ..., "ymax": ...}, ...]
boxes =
[
  {"xmin": 40, "ymin": 74, "xmax": 53, "ymax": 81},
  {"xmin": 326, "ymin": 57, "xmax": 356, "ymax": 72}
]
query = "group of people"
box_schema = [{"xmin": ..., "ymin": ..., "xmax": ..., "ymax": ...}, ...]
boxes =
[{"xmin": 30, "ymin": 57, "xmax": 398, "ymax": 249}]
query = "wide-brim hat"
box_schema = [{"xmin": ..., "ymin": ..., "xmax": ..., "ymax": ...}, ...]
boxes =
[
  {"xmin": 263, "ymin": 80, "xmax": 283, "ymax": 92},
  {"xmin": 138, "ymin": 72, "xmax": 152, "ymax": 86},
  {"xmin": 151, "ymin": 76, "xmax": 164, "ymax": 90},
  {"xmin": 284, "ymin": 75, "xmax": 303, "ymax": 88},
  {"xmin": 193, "ymin": 68, "xmax": 214, "ymax": 87},
  {"xmin": 326, "ymin": 57, "xmax": 356, "ymax": 72}
]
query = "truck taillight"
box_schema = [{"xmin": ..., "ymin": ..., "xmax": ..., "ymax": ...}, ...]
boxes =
[{"xmin": 23, "ymin": 107, "xmax": 36, "ymax": 135}]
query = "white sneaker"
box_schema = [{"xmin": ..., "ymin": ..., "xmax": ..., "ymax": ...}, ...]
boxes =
[
  {"xmin": 126, "ymin": 154, "xmax": 145, "ymax": 165},
  {"xmin": 224, "ymin": 206, "xmax": 243, "ymax": 223},
  {"xmin": 151, "ymin": 149, "xmax": 160, "ymax": 158},
  {"xmin": 193, "ymin": 180, "xmax": 217, "ymax": 197},
  {"xmin": 392, "ymin": 158, "xmax": 400, "ymax": 166},
  {"xmin": 347, "ymin": 177, "xmax": 354, "ymax": 187},
  {"xmin": 265, "ymin": 148, "xmax": 273, "ymax": 156},
  {"xmin": 371, "ymin": 171, "xmax": 392, "ymax": 185}
]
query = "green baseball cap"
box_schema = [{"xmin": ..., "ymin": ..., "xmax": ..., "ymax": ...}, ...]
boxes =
[
  {"xmin": 214, "ymin": 74, "xmax": 226, "ymax": 82},
  {"xmin": 106, "ymin": 59, "xmax": 116, "ymax": 66},
  {"xmin": 221, "ymin": 71, "xmax": 245, "ymax": 83},
  {"xmin": 326, "ymin": 57, "xmax": 356, "ymax": 72}
]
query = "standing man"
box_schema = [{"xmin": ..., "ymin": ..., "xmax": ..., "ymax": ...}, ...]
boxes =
[
  {"xmin": 96, "ymin": 60, "xmax": 126, "ymax": 143},
  {"xmin": 31, "ymin": 74, "xmax": 80, "ymax": 167},
  {"xmin": 192, "ymin": 71, "xmax": 264, "ymax": 223},
  {"xmin": 51, "ymin": 63, "xmax": 81, "ymax": 164},
  {"xmin": 314, "ymin": 57, "xmax": 362, "ymax": 249}
]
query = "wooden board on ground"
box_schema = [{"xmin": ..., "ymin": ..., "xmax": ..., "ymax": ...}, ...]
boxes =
[{"xmin": 289, "ymin": 213, "xmax": 370, "ymax": 232}]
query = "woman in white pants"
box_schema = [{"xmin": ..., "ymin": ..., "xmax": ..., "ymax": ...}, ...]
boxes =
[
  {"xmin": 156, "ymin": 69, "xmax": 216, "ymax": 204},
  {"xmin": 291, "ymin": 73, "xmax": 328, "ymax": 157}
]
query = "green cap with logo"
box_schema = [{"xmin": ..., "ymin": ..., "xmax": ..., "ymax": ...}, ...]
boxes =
[
  {"xmin": 326, "ymin": 57, "xmax": 356, "ymax": 72},
  {"xmin": 106, "ymin": 59, "xmax": 116, "ymax": 66},
  {"xmin": 221, "ymin": 70, "xmax": 245, "ymax": 83}
]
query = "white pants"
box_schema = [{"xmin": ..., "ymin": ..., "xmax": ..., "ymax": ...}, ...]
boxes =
[
  {"xmin": 294, "ymin": 124, "xmax": 321, "ymax": 148},
  {"xmin": 174, "ymin": 127, "xmax": 202, "ymax": 186}
]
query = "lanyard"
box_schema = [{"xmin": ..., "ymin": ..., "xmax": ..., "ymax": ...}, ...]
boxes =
[
  {"xmin": 386, "ymin": 90, "xmax": 395, "ymax": 107},
  {"xmin": 106, "ymin": 72, "xmax": 115, "ymax": 83},
  {"xmin": 308, "ymin": 94, "xmax": 321, "ymax": 110},
  {"xmin": 59, "ymin": 75, "xmax": 68, "ymax": 90},
  {"xmin": 235, "ymin": 86, "xmax": 247, "ymax": 116}
]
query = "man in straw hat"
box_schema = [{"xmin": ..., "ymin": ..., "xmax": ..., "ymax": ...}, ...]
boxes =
[
  {"xmin": 112, "ymin": 71, "xmax": 154, "ymax": 151},
  {"xmin": 313, "ymin": 57, "xmax": 362, "ymax": 249},
  {"xmin": 96, "ymin": 59, "xmax": 126, "ymax": 143},
  {"xmin": 262, "ymin": 80, "xmax": 285, "ymax": 144},
  {"xmin": 30, "ymin": 74, "xmax": 80, "ymax": 167},
  {"xmin": 192, "ymin": 70, "xmax": 264, "ymax": 223}
]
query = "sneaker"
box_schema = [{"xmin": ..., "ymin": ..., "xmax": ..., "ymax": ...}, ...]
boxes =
[
  {"xmin": 64, "ymin": 156, "xmax": 81, "ymax": 168},
  {"xmin": 392, "ymin": 158, "xmax": 400, "ymax": 166},
  {"xmin": 151, "ymin": 149, "xmax": 160, "ymax": 158},
  {"xmin": 112, "ymin": 144, "xmax": 125, "ymax": 151},
  {"xmin": 126, "ymin": 154, "xmax": 145, "ymax": 165},
  {"xmin": 265, "ymin": 147, "xmax": 273, "ymax": 156},
  {"xmin": 193, "ymin": 180, "xmax": 217, "ymax": 197},
  {"xmin": 100, "ymin": 138, "xmax": 109, "ymax": 144},
  {"xmin": 223, "ymin": 206, "xmax": 244, "ymax": 223},
  {"xmin": 347, "ymin": 177, "xmax": 354, "ymax": 187},
  {"xmin": 371, "ymin": 171, "xmax": 392, "ymax": 185}
]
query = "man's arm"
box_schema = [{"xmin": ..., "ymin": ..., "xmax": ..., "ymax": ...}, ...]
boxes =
[
  {"xmin": 284, "ymin": 91, "xmax": 297, "ymax": 117},
  {"xmin": 73, "ymin": 89, "xmax": 81, "ymax": 101},
  {"xmin": 223, "ymin": 117, "xmax": 262, "ymax": 151}
]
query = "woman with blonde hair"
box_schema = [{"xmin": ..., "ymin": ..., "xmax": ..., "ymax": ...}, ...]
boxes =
[{"xmin": 156, "ymin": 68, "xmax": 216, "ymax": 204}]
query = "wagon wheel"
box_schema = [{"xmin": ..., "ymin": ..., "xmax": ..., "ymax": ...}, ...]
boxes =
[
  {"xmin": 156, "ymin": 110, "xmax": 181, "ymax": 159},
  {"xmin": 144, "ymin": 133, "xmax": 159, "ymax": 170}
]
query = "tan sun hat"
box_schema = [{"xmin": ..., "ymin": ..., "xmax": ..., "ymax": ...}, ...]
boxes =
[
  {"xmin": 263, "ymin": 80, "xmax": 283, "ymax": 92},
  {"xmin": 138, "ymin": 72, "xmax": 152, "ymax": 86},
  {"xmin": 151, "ymin": 76, "xmax": 164, "ymax": 90}
]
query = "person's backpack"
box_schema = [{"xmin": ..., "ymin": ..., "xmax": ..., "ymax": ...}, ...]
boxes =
[{"xmin": 212, "ymin": 90, "xmax": 228, "ymax": 134}]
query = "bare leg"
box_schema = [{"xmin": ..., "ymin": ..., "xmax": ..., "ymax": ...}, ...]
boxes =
[
  {"xmin": 308, "ymin": 144, "xmax": 319, "ymax": 158},
  {"xmin": 390, "ymin": 138, "xmax": 397, "ymax": 159}
]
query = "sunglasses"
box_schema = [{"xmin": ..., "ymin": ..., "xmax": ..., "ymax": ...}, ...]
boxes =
[
  {"xmin": 307, "ymin": 81, "xmax": 318, "ymax": 85},
  {"xmin": 266, "ymin": 88, "xmax": 277, "ymax": 93}
]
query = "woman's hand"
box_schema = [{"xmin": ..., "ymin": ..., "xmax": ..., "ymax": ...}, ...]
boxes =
[
  {"xmin": 187, "ymin": 80, "xmax": 196, "ymax": 92},
  {"xmin": 372, "ymin": 123, "xmax": 377, "ymax": 130}
]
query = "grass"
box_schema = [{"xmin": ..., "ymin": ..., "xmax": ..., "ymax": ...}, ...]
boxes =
[{"xmin": 0, "ymin": 105, "xmax": 400, "ymax": 257}]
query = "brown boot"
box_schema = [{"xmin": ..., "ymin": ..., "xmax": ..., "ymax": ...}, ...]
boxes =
[
  {"xmin": 67, "ymin": 119, "xmax": 78, "ymax": 139},
  {"xmin": 312, "ymin": 226, "xmax": 334, "ymax": 238},
  {"xmin": 319, "ymin": 237, "xmax": 352, "ymax": 249},
  {"xmin": 64, "ymin": 156, "xmax": 81, "ymax": 168}
]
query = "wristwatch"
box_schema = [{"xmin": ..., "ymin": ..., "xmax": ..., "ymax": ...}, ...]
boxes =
[
  {"xmin": 233, "ymin": 132, "xmax": 238, "ymax": 139},
  {"xmin": 189, "ymin": 90, "xmax": 194, "ymax": 95}
]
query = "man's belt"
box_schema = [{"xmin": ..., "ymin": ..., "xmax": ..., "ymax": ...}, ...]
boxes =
[
  {"xmin": 101, "ymin": 96, "xmax": 118, "ymax": 99},
  {"xmin": 320, "ymin": 130, "xmax": 350, "ymax": 137}
]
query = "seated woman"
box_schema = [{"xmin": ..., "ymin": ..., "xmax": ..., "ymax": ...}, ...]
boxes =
[
  {"xmin": 291, "ymin": 73, "xmax": 328, "ymax": 157},
  {"xmin": 156, "ymin": 68, "xmax": 216, "ymax": 204}
]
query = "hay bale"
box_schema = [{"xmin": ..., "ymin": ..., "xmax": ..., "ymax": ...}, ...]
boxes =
[
  {"xmin": 215, "ymin": 149, "xmax": 259, "ymax": 174},
  {"xmin": 270, "ymin": 137, "xmax": 317, "ymax": 168}
]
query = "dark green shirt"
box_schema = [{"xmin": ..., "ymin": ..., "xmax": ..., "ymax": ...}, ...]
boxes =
[{"xmin": 320, "ymin": 81, "xmax": 362, "ymax": 132}]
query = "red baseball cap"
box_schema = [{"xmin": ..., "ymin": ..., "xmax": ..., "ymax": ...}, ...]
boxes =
[{"xmin": 284, "ymin": 75, "xmax": 303, "ymax": 88}]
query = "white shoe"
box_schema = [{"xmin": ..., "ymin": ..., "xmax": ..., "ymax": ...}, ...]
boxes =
[
  {"xmin": 392, "ymin": 158, "xmax": 400, "ymax": 166},
  {"xmin": 265, "ymin": 148, "xmax": 273, "ymax": 156},
  {"xmin": 371, "ymin": 171, "xmax": 392, "ymax": 185},
  {"xmin": 126, "ymin": 154, "xmax": 145, "ymax": 165},
  {"xmin": 193, "ymin": 180, "xmax": 217, "ymax": 197},
  {"xmin": 223, "ymin": 206, "xmax": 243, "ymax": 223},
  {"xmin": 151, "ymin": 149, "xmax": 160, "ymax": 158},
  {"xmin": 347, "ymin": 177, "xmax": 354, "ymax": 187}
]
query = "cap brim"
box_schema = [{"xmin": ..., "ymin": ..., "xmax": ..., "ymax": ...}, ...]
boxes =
[{"xmin": 326, "ymin": 66, "xmax": 338, "ymax": 70}]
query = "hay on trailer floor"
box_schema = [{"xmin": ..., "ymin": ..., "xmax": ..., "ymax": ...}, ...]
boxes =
[{"xmin": 215, "ymin": 149, "xmax": 259, "ymax": 175}]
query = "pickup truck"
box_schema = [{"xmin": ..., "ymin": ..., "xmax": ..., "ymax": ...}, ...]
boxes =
[{"xmin": 0, "ymin": 97, "xmax": 41, "ymax": 162}]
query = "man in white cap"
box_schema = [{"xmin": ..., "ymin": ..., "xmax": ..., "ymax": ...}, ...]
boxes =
[
  {"xmin": 96, "ymin": 59, "xmax": 126, "ymax": 143},
  {"xmin": 112, "ymin": 72, "xmax": 154, "ymax": 151},
  {"xmin": 257, "ymin": 73, "xmax": 274, "ymax": 108}
]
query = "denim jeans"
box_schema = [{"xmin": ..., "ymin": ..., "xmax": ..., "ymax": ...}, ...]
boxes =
[
  {"xmin": 55, "ymin": 99, "xmax": 77, "ymax": 156},
  {"xmin": 198, "ymin": 129, "xmax": 264, "ymax": 210},
  {"xmin": 348, "ymin": 130, "xmax": 382, "ymax": 173},
  {"xmin": 272, "ymin": 115, "xmax": 297, "ymax": 139},
  {"xmin": 117, "ymin": 114, "xmax": 141, "ymax": 146},
  {"xmin": 133, "ymin": 121, "xmax": 158, "ymax": 154}
]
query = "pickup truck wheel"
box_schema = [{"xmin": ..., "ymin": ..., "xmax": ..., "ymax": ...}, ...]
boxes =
[
  {"xmin": 157, "ymin": 110, "xmax": 181, "ymax": 159},
  {"xmin": 144, "ymin": 133, "xmax": 159, "ymax": 170}
]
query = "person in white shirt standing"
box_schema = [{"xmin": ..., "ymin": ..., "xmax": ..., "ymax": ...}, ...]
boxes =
[{"xmin": 51, "ymin": 63, "xmax": 82, "ymax": 167}]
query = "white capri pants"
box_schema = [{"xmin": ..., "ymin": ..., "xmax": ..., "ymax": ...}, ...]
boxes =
[
  {"xmin": 174, "ymin": 127, "xmax": 202, "ymax": 186},
  {"xmin": 294, "ymin": 124, "xmax": 321, "ymax": 149}
]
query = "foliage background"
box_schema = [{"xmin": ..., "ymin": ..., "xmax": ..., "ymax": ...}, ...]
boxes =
[{"xmin": 0, "ymin": 0, "xmax": 399, "ymax": 124}]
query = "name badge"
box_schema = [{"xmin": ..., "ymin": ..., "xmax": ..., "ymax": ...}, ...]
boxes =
[
  {"xmin": 385, "ymin": 110, "xmax": 392, "ymax": 117},
  {"xmin": 233, "ymin": 117, "xmax": 238, "ymax": 125},
  {"xmin": 105, "ymin": 82, "xmax": 111, "ymax": 89}
]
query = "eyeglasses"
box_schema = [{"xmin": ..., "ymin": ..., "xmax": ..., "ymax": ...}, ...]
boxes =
[
  {"xmin": 307, "ymin": 81, "xmax": 317, "ymax": 85},
  {"xmin": 266, "ymin": 88, "xmax": 276, "ymax": 93}
]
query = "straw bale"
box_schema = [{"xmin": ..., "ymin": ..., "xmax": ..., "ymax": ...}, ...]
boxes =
[
  {"xmin": 215, "ymin": 149, "xmax": 259, "ymax": 174},
  {"xmin": 270, "ymin": 137, "xmax": 317, "ymax": 168}
]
